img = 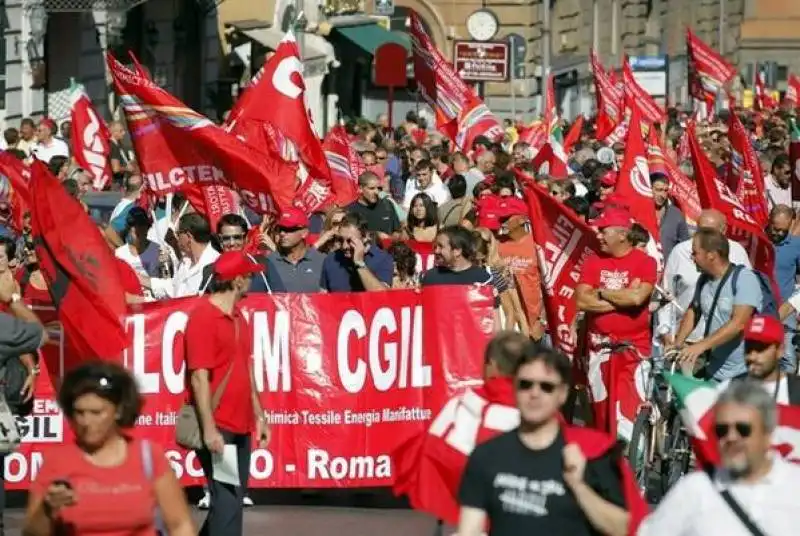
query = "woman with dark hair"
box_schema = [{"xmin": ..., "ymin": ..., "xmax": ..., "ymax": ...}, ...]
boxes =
[
  {"xmin": 23, "ymin": 361, "xmax": 194, "ymax": 536},
  {"xmin": 115, "ymin": 206, "xmax": 160, "ymax": 279},
  {"xmin": 404, "ymin": 193, "xmax": 439, "ymax": 242},
  {"xmin": 388, "ymin": 241, "xmax": 418, "ymax": 289}
]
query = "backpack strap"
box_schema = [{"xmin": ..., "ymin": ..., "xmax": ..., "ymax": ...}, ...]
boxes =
[{"xmin": 730, "ymin": 264, "xmax": 744, "ymax": 297}]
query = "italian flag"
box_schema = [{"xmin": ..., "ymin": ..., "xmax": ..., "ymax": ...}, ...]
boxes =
[{"xmin": 665, "ymin": 372, "xmax": 800, "ymax": 465}]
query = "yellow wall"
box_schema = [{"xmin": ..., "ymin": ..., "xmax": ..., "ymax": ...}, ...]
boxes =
[{"xmin": 216, "ymin": 0, "xmax": 276, "ymax": 53}]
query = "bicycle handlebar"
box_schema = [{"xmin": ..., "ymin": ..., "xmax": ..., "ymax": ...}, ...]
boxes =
[{"xmin": 596, "ymin": 341, "xmax": 634, "ymax": 352}]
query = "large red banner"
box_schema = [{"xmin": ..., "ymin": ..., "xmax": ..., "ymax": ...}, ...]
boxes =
[{"xmin": 8, "ymin": 287, "xmax": 493, "ymax": 489}]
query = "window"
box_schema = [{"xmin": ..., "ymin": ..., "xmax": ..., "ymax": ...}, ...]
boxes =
[{"xmin": 777, "ymin": 65, "xmax": 788, "ymax": 84}]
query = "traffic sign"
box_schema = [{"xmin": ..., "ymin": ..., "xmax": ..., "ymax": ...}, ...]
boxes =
[{"xmin": 453, "ymin": 40, "xmax": 509, "ymax": 82}]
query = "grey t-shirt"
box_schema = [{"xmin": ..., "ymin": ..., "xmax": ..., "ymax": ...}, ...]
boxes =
[
  {"xmin": 696, "ymin": 266, "xmax": 761, "ymax": 380},
  {"xmin": 0, "ymin": 312, "xmax": 43, "ymax": 363}
]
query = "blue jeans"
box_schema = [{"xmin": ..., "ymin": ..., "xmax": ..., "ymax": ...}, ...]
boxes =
[{"xmin": 781, "ymin": 316, "xmax": 797, "ymax": 373}]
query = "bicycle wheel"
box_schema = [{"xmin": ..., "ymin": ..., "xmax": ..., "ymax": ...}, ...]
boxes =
[
  {"xmin": 626, "ymin": 406, "xmax": 653, "ymax": 496},
  {"xmin": 661, "ymin": 412, "xmax": 691, "ymax": 495}
]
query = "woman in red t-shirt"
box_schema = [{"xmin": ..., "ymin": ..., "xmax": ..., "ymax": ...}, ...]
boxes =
[{"xmin": 23, "ymin": 361, "xmax": 194, "ymax": 536}]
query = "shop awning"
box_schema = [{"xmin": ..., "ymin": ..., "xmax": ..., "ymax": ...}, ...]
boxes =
[
  {"xmin": 228, "ymin": 20, "xmax": 330, "ymax": 64},
  {"xmin": 332, "ymin": 23, "xmax": 409, "ymax": 56}
]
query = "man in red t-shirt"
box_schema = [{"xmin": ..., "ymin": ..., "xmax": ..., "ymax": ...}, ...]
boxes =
[
  {"xmin": 185, "ymin": 251, "xmax": 270, "ymax": 536},
  {"xmin": 576, "ymin": 208, "xmax": 656, "ymax": 441}
]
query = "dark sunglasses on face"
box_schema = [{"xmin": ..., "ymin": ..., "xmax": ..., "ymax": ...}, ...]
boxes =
[
  {"xmin": 516, "ymin": 378, "xmax": 559, "ymax": 394},
  {"xmin": 714, "ymin": 421, "xmax": 753, "ymax": 439},
  {"xmin": 277, "ymin": 226, "xmax": 304, "ymax": 233},
  {"xmin": 220, "ymin": 234, "xmax": 245, "ymax": 243}
]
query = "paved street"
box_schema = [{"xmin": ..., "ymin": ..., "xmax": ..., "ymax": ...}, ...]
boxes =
[{"xmin": 2, "ymin": 489, "xmax": 446, "ymax": 535}]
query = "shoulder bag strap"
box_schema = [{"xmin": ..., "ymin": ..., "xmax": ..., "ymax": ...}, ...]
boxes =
[
  {"xmin": 703, "ymin": 264, "xmax": 736, "ymax": 339},
  {"xmin": 718, "ymin": 489, "xmax": 769, "ymax": 536},
  {"xmin": 209, "ymin": 317, "xmax": 239, "ymax": 411}
]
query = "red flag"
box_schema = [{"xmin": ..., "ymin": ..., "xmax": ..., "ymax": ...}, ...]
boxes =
[
  {"xmin": 543, "ymin": 73, "xmax": 558, "ymax": 135},
  {"xmin": 127, "ymin": 50, "xmax": 150, "ymax": 78},
  {"xmin": 28, "ymin": 160, "xmax": 127, "ymax": 359},
  {"xmin": 518, "ymin": 121, "xmax": 547, "ymax": 150},
  {"xmin": 562, "ymin": 114, "xmax": 584, "ymax": 153},
  {"xmin": 622, "ymin": 58, "xmax": 666, "ymax": 124},
  {"xmin": 754, "ymin": 68, "xmax": 778, "ymax": 112},
  {"xmin": 727, "ymin": 110, "xmax": 769, "ymax": 226},
  {"xmin": 391, "ymin": 379, "xmax": 647, "ymax": 534},
  {"xmin": 318, "ymin": 125, "xmax": 365, "ymax": 207},
  {"xmin": 531, "ymin": 142, "xmax": 568, "ymax": 179},
  {"xmin": 523, "ymin": 184, "xmax": 601, "ymax": 360},
  {"xmin": 0, "ymin": 152, "xmax": 31, "ymax": 233},
  {"xmin": 69, "ymin": 82, "xmax": 112, "ymax": 191},
  {"xmin": 408, "ymin": 11, "xmax": 503, "ymax": 150},
  {"xmin": 687, "ymin": 124, "xmax": 775, "ymax": 282},
  {"xmin": 614, "ymin": 107, "xmax": 661, "ymax": 241},
  {"xmin": 108, "ymin": 54, "xmax": 294, "ymax": 214},
  {"xmin": 226, "ymin": 32, "xmax": 331, "ymax": 195},
  {"xmin": 590, "ymin": 49, "xmax": 623, "ymax": 140},
  {"xmin": 646, "ymin": 129, "xmax": 701, "ymax": 226},
  {"xmin": 686, "ymin": 28, "xmax": 736, "ymax": 108},
  {"xmin": 786, "ymin": 74, "xmax": 800, "ymax": 108}
]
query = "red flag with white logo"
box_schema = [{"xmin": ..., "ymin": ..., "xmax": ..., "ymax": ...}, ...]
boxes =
[
  {"xmin": 646, "ymin": 128, "xmax": 701, "ymax": 226},
  {"xmin": 69, "ymin": 81, "xmax": 112, "ymax": 191},
  {"xmin": 108, "ymin": 54, "xmax": 291, "ymax": 215},
  {"xmin": 687, "ymin": 123, "xmax": 775, "ymax": 283},
  {"xmin": 786, "ymin": 74, "xmax": 800, "ymax": 108},
  {"xmin": 408, "ymin": 11, "xmax": 504, "ymax": 150},
  {"xmin": 613, "ymin": 106, "xmax": 661, "ymax": 241},
  {"xmin": 622, "ymin": 58, "xmax": 666, "ymax": 125},
  {"xmin": 727, "ymin": 108, "xmax": 769, "ymax": 226}
]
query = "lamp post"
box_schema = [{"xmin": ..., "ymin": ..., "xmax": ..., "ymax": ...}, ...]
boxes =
[{"xmin": 295, "ymin": 8, "xmax": 308, "ymax": 65}]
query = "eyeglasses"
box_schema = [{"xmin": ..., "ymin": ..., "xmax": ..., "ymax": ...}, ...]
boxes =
[
  {"xmin": 714, "ymin": 421, "xmax": 753, "ymax": 439},
  {"xmin": 377, "ymin": 155, "xmax": 387, "ymax": 161},
  {"xmin": 515, "ymin": 378, "xmax": 559, "ymax": 394},
  {"xmin": 219, "ymin": 234, "xmax": 245, "ymax": 243},
  {"xmin": 277, "ymin": 226, "xmax": 303, "ymax": 233}
]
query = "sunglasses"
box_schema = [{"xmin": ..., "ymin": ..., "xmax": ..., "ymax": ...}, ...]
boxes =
[
  {"xmin": 714, "ymin": 421, "xmax": 753, "ymax": 439},
  {"xmin": 219, "ymin": 234, "xmax": 245, "ymax": 243},
  {"xmin": 277, "ymin": 226, "xmax": 304, "ymax": 233},
  {"xmin": 516, "ymin": 378, "xmax": 559, "ymax": 394}
]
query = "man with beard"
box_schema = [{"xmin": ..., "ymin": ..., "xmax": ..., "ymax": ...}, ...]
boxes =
[
  {"xmin": 421, "ymin": 225, "xmax": 492, "ymax": 287},
  {"xmin": 652, "ymin": 174, "xmax": 689, "ymax": 261},
  {"xmin": 765, "ymin": 153, "xmax": 791, "ymax": 210},
  {"xmin": 320, "ymin": 212, "xmax": 393, "ymax": 292},
  {"xmin": 766, "ymin": 205, "xmax": 800, "ymax": 371},
  {"xmin": 639, "ymin": 380, "xmax": 800, "ymax": 535},
  {"xmin": 727, "ymin": 315, "xmax": 800, "ymax": 405},
  {"xmin": 346, "ymin": 171, "xmax": 401, "ymax": 239}
]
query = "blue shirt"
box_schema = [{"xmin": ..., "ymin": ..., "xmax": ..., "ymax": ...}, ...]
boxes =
[
  {"xmin": 698, "ymin": 267, "xmax": 762, "ymax": 381},
  {"xmin": 320, "ymin": 247, "xmax": 393, "ymax": 292},
  {"xmin": 773, "ymin": 235, "xmax": 800, "ymax": 303}
]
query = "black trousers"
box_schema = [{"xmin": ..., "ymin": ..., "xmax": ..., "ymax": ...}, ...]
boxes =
[{"xmin": 196, "ymin": 430, "xmax": 251, "ymax": 536}]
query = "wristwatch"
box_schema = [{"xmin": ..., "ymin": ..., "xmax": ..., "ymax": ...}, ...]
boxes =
[
  {"xmin": 8, "ymin": 293, "xmax": 21, "ymax": 305},
  {"xmin": 354, "ymin": 260, "xmax": 367, "ymax": 270}
]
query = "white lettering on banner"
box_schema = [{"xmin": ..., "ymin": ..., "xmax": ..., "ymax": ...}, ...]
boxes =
[
  {"xmin": 427, "ymin": 389, "xmax": 520, "ymax": 456},
  {"xmin": 307, "ymin": 448, "xmax": 391, "ymax": 480},
  {"xmin": 252, "ymin": 311, "xmax": 291, "ymax": 392},
  {"xmin": 337, "ymin": 306, "xmax": 431, "ymax": 393},
  {"xmin": 538, "ymin": 215, "xmax": 581, "ymax": 293},
  {"xmin": 239, "ymin": 189, "xmax": 276, "ymax": 214},
  {"xmin": 4, "ymin": 451, "xmax": 43, "ymax": 483},
  {"xmin": 165, "ymin": 448, "xmax": 276, "ymax": 480},
  {"xmin": 80, "ymin": 107, "xmax": 109, "ymax": 188},
  {"xmin": 17, "ymin": 415, "xmax": 63, "ymax": 443},
  {"xmin": 126, "ymin": 312, "xmax": 187, "ymax": 394},
  {"xmin": 144, "ymin": 165, "xmax": 226, "ymax": 193},
  {"xmin": 272, "ymin": 56, "xmax": 304, "ymax": 100},
  {"xmin": 629, "ymin": 156, "xmax": 653, "ymax": 198}
]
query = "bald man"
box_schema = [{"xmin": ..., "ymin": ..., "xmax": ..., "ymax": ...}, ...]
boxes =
[{"xmin": 657, "ymin": 209, "xmax": 752, "ymax": 345}]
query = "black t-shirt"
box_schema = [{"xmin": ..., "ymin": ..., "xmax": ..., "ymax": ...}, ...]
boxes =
[
  {"xmin": 346, "ymin": 199, "xmax": 401, "ymax": 236},
  {"xmin": 458, "ymin": 429, "xmax": 625, "ymax": 536},
  {"xmin": 421, "ymin": 265, "xmax": 492, "ymax": 286}
]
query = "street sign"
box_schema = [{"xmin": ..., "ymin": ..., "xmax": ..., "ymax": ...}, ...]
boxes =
[
  {"xmin": 629, "ymin": 55, "xmax": 669, "ymax": 100},
  {"xmin": 374, "ymin": 0, "xmax": 394, "ymax": 16},
  {"xmin": 453, "ymin": 40, "xmax": 509, "ymax": 82},
  {"xmin": 506, "ymin": 33, "xmax": 527, "ymax": 64}
]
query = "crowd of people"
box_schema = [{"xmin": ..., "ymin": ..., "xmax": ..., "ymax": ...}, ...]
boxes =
[{"xmin": 0, "ymin": 100, "xmax": 797, "ymax": 535}]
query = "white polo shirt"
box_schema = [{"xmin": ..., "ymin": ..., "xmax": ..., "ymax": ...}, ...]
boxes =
[
  {"xmin": 31, "ymin": 137, "xmax": 69, "ymax": 163},
  {"xmin": 638, "ymin": 456, "xmax": 800, "ymax": 536}
]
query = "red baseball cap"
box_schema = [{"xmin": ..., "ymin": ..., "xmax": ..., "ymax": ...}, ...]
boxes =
[
  {"xmin": 744, "ymin": 315, "xmax": 784, "ymax": 346},
  {"xmin": 39, "ymin": 117, "xmax": 56, "ymax": 131},
  {"xmin": 476, "ymin": 195, "xmax": 502, "ymax": 230},
  {"xmin": 276, "ymin": 207, "xmax": 309, "ymax": 228},
  {"xmin": 599, "ymin": 171, "xmax": 618, "ymax": 187},
  {"xmin": 592, "ymin": 208, "xmax": 633, "ymax": 230},
  {"xmin": 213, "ymin": 251, "xmax": 263, "ymax": 281},
  {"xmin": 498, "ymin": 197, "xmax": 528, "ymax": 220}
]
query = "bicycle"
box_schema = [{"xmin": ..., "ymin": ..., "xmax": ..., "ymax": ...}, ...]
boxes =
[{"xmin": 657, "ymin": 348, "xmax": 693, "ymax": 495}]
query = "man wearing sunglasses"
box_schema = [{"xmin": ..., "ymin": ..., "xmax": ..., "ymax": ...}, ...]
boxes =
[
  {"xmin": 458, "ymin": 348, "xmax": 632, "ymax": 536},
  {"xmin": 640, "ymin": 380, "xmax": 800, "ymax": 535},
  {"xmin": 265, "ymin": 208, "xmax": 325, "ymax": 293}
]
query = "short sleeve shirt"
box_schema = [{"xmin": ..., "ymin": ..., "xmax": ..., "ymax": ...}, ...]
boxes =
[
  {"xmin": 31, "ymin": 438, "xmax": 169, "ymax": 536},
  {"xmin": 578, "ymin": 248, "xmax": 657, "ymax": 350},
  {"xmin": 0, "ymin": 313, "xmax": 43, "ymax": 359},
  {"xmin": 346, "ymin": 199, "xmax": 401, "ymax": 236},
  {"xmin": 184, "ymin": 299, "xmax": 254, "ymax": 434},
  {"xmin": 698, "ymin": 266, "xmax": 762, "ymax": 380},
  {"xmin": 320, "ymin": 248, "xmax": 394, "ymax": 292}
]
